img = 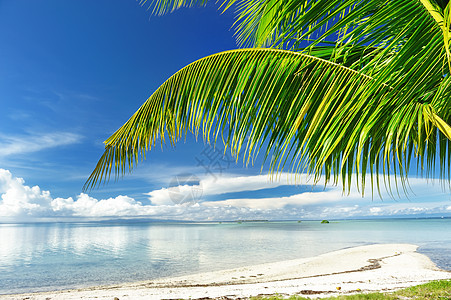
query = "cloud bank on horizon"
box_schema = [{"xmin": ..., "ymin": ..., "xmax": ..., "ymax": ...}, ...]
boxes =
[{"xmin": 0, "ymin": 168, "xmax": 450, "ymax": 222}]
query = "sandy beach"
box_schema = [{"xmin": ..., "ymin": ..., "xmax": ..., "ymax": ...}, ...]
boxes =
[{"xmin": 1, "ymin": 244, "xmax": 450, "ymax": 300}]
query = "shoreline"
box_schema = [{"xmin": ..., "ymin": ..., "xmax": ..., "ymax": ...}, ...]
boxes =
[{"xmin": 1, "ymin": 244, "xmax": 450, "ymax": 299}]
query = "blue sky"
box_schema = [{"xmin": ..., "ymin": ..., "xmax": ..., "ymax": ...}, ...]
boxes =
[{"xmin": 0, "ymin": 0, "xmax": 450, "ymax": 222}]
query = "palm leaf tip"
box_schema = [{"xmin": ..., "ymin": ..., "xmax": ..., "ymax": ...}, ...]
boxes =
[
  {"xmin": 138, "ymin": 0, "xmax": 210, "ymax": 16},
  {"xmin": 84, "ymin": 47, "xmax": 450, "ymax": 195}
]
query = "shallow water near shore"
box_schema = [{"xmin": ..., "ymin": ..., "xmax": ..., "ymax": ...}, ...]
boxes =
[{"xmin": 0, "ymin": 218, "xmax": 450, "ymax": 295}]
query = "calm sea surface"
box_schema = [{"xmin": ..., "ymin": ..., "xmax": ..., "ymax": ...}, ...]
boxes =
[{"xmin": 0, "ymin": 218, "xmax": 450, "ymax": 294}]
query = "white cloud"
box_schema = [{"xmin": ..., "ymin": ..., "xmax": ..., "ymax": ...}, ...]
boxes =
[
  {"xmin": 0, "ymin": 169, "xmax": 156, "ymax": 219},
  {"xmin": 51, "ymin": 194, "xmax": 170, "ymax": 217},
  {"xmin": 203, "ymin": 190, "xmax": 347, "ymax": 209},
  {"xmin": 0, "ymin": 169, "xmax": 449, "ymax": 221},
  {"xmin": 146, "ymin": 172, "xmax": 449, "ymax": 207},
  {"xmin": 147, "ymin": 173, "xmax": 320, "ymax": 205},
  {"xmin": 362, "ymin": 202, "xmax": 451, "ymax": 217},
  {"xmin": 370, "ymin": 207, "xmax": 383, "ymax": 214},
  {"xmin": 52, "ymin": 194, "xmax": 134, "ymax": 216},
  {"xmin": 0, "ymin": 132, "xmax": 82, "ymax": 157},
  {"xmin": 0, "ymin": 169, "xmax": 53, "ymax": 217},
  {"xmin": 200, "ymin": 174, "xmax": 289, "ymax": 195}
]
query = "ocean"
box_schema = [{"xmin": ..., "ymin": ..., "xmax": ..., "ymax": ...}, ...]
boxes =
[{"xmin": 0, "ymin": 218, "xmax": 450, "ymax": 295}]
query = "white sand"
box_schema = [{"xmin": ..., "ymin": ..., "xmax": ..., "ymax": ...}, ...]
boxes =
[{"xmin": 1, "ymin": 244, "xmax": 450, "ymax": 299}]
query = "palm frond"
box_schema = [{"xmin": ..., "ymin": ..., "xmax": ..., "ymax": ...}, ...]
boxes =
[
  {"xmin": 89, "ymin": 0, "xmax": 451, "ymax": 194},
  {"xmin": 138, "ymin": 0, "xmax": 209, "ymax": 16},
  {"xmin": 228, "ymin": 0, "xmax": 451, "ymax": 98},
  {"xmin": 84, "ymin": 48, "xmax": 450, "ymax": 195}
]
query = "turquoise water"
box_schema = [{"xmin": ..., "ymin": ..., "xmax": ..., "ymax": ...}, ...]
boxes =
[{"xmin": 0, "ymin": 218, "xmax": 450, "ymax": 294}]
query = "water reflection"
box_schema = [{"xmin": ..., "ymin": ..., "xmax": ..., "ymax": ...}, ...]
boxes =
[
  {"xmin": 0, "ymin": 219, "xmax": 450, "ymax": 294},
  {"xmin": 0, "ymin": 224, "xmax": 132, "ymax": 267}
]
